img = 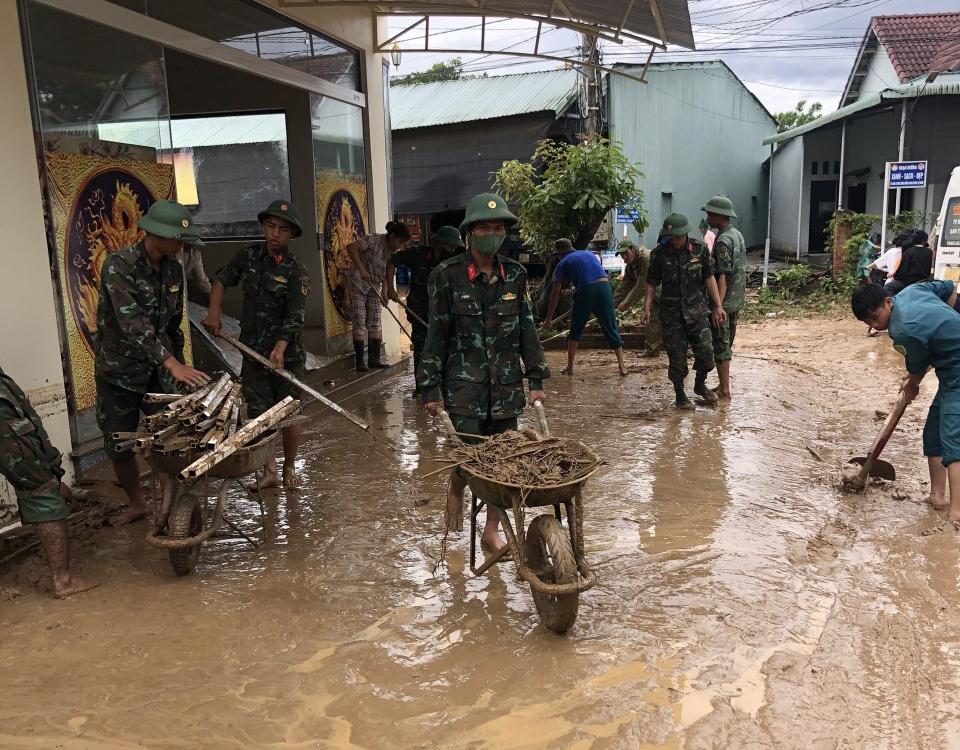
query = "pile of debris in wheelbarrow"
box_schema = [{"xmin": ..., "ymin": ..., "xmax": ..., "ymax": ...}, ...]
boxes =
[
  {"xmin": 433, "ymin": 403, "xmax": 603, "ymax": 634},
  {"xmin": 112, "ymin": 372, "xmax": 300, "ymax": 480}
]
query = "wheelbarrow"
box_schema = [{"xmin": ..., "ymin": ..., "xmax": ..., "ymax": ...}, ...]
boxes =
[
  {"xmin": 144, "ymin": 430, "xmax": 279, "ymax": 576},
  {"xmin": 438, "ymin": 404, "xmax": 600, "ymax": 634}
]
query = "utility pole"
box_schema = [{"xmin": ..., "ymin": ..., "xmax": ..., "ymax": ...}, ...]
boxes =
[{"xmin": 579, "ymin": 32, "xmax": 603, "ymax": 136}]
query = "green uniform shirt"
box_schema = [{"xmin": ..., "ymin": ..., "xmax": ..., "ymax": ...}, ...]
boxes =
[
  {"xmin": 647, "ymin": 238, "xmax": 714, "ymax": 324},
  {"xmin": 617, "ymin": 248, "xmax": 653, "ymax": 308},
  {"xmin": 216, "ymin": 244, "xmax": 310, "ymax": 365},
  {"xmin": 94, "ymin": 242, "xmax": 185, "ymax": 393},
  {"xmin": 391, "ymin": 245, "xmax": 456, "ymax": 326},
  {"xmin": 713, "ymin": 224, "xmax": 747, "ymax": 314},
  {"xmin": 419, "ymin": 253, "xmax": 550, "ymax": 418}
]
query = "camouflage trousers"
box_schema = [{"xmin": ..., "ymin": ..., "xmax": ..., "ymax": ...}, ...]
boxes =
[
  {"xmin": 96, "ymin": 374, "xmax": 164, "ymax": 463},
  {"xmin": 660, "ymin": 308, "xmax": 715, "ymax": 387},
  {"xmin": 242, "ymin": 357, "xmax": 305, "ymax": 419},
  {"xmin": 711, "ymin": 311, "xmax": 739, "ymax": 362},
  {"xmin": 0, "ymin": 394, "xmax": 67, "ymax": 524}
]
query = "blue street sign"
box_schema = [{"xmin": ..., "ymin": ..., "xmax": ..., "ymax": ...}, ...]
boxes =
[
  {"xmin": 889, "ymin": 160, "xmax": 927, "ymax": 189},
  {"xmin": 615, "ymin": 206, "xmax": 641, "ymax": 223}
]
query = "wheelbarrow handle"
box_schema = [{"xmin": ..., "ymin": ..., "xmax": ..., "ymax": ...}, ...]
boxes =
[
  {"xmin": 436, "ymin": 408, "xmax": 462, "ymax": 446},
  {"xmin": 533, "ymin": 399, "xmax": 550, "ymax": 438}
]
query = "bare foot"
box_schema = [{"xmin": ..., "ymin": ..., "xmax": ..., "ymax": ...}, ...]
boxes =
[
  {"xmin": 282, "ymin": 466, "xmax": 300, "ymax": 489},
  {"xmin": 52, "ymin": 575, "xmax": 100, "ymax": 600},
  {"xmin": 716, "ymin": 391, "xmax": 732, "ymax": 401},
  {"xmin": 618, "ymin": 367, "xmax": 628, "ymax": 377},
  {"xmin": 927, "ymin": 494, "xmax": 949, "ymax": 510},
  {"xmin": 446, "ymin": 489, "xmax": 464, "ymax": 532},
  {"xmin": 560, "ymin": 365, "xmax": 573, "ymax": 375},
  {"xmin": 480, "ymin": 535, "xmax": 507, "ymax": 555},
  {"xmin": 257, "ymin": 473, "xmax": 281, "ymax": 490},
  {"xmin": 112, "ymin": 505, "xmax": 147, "ymax": 526}
]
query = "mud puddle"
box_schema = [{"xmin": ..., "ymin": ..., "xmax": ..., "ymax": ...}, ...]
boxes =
[{"xmin": 2, "ymin": 317, "xmax": 960, "ymax": 748}]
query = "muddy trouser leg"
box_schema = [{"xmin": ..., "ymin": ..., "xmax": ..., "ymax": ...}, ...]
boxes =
[
  {"xmin": 661, "ymin": 307, "xmax": 689, "ymax": 399},
  {"xmin": 452, "ymin": 413, "xmax": 519, "ymax": 536},
  {"xmin": 688, "ymin": 315, "xmax": 716, "ymax": 389},
  {"xmin": 646, "ymin": 292, "xmax": 663, "ymax": 353},
  {"xmin": 592, "ymin": 282, "xmax": 623, "ymax": 349}
]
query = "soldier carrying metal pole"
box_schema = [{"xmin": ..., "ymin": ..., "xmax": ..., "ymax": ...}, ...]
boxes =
[
  {"xmin": 419, "ymin": 193, "xmax": 549, "ymax": 554},
  {"xmin": 202, "ymin": 200, "xmax": 310, "ymax": 490}
]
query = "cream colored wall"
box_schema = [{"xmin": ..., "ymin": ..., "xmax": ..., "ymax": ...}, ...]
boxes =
[
  {"xmin": 259, "ymin": 3, "xmax": 402, "ymax": 359},
  {"xmin": 0, "ymin": 3, "xmax": 75, "ymax": 507}
]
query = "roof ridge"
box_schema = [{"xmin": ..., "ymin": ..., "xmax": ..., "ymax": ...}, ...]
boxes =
[{"xmin": 872, "ymin": 11, "xmax": 960, "ymax": 21}]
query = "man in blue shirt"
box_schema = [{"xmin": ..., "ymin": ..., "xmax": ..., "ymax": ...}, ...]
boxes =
[
  {"xmin": 851, "ymin": 281, "xmax": 960, "ymax": 521},
  {"xmin": 543, "ymin": 248, "xmax": 627, "ymax": 376}
]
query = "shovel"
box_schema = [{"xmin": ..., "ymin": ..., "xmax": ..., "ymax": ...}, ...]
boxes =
[{"xmin": 844, "ymin": 390, "xmax": 910, "ymax": 488}]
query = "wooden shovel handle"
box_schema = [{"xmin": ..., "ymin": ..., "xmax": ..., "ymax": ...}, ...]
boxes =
[{"xmin": 857, "ymin": 389, "xmax": 911, "ymax": 482}]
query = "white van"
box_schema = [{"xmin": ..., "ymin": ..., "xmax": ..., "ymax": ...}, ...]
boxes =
[{"xmin": 933, "ymin": 166, "xmax": 960, "ymax": 281}]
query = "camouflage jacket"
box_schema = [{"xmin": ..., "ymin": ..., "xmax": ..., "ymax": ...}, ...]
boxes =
[
  {"xmin": 390, "ymin": 245, "xmax": 456, "ymax": 326},
  {"xmin": 713, "ymin": 225, "xmax": 747, "ymax": 314},
  {"xmin": 616, "ymin": 248, "xmax": 654, "ymax": 307},
  {"xmin": 0, "ymin": 365, "xmax": 63, "ymax": 479},
  {"xmin": 419, "ymin": 254, "xmax": 550, "ymax": 418},
  {"xmin": 216, "ymin": 244, "xmax": 310, "ymax": 364},
  {"xmin": 647, "ymin": 238, "xmax": 714, "ymax": 324},
  {"xmin": 94, "ymin": 242, "xmax": 185, "ymax": 393}
]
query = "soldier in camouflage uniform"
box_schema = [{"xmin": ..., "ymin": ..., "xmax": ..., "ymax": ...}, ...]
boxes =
[
  {"xmin": 644, "ymin": 213, "xmax": 726, "ymax": 410},
  {"xmin": 419, "ymin": 193, "xmax": 549, "ymax": 552},
  {"xmin": 702, "ymin": 196, "xmax": 746, "ymax": 400},
  {"xmin": 615, "ymin": 239, "xmax": 662, "ymax": 355},
  {"xmin": 1, "ymin": 365, "xmax": 99, "ymax": 598},
  {"xmin": 203, "ymin": 200, "xmax": 309, "ymax": 490},
  {"xmin": 385, "ymin": 225, "xmax": 463, "ymax": 394},
  {"xmin": 95, "ymin": 200, "xmax": 210, "ymax": 525}
]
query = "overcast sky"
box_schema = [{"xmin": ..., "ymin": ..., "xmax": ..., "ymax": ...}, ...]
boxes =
[{"xmin": 387, "ymin": 0, "xmax": 959, "ymax": 115}]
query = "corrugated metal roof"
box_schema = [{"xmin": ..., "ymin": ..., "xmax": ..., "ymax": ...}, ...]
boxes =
[
  {"xmin": 95, "ymin": 113, "xmax": 288, "ymax": 148},
  {"xmin": 390, "ymin": 69, "xmax": 579, "ymax": 130},
  {"xmin": 764, "ymin": 73, "xmax": 960, "ymax": 145}
]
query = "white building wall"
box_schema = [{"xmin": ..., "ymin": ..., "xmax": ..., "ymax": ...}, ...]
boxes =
[
  {"xmin": 858, "ymin": 50, "xmax": 901, "ymax": 100},
  {"xmin": 770, "ymin": 137, "xmax": 802, "ymax": 255},
  {"xmin": 0, "ymin": 4, "xmax": 75, "ymax": 505}
]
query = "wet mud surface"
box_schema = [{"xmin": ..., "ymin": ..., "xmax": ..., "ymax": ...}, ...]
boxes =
[{"xmin": 3, "ymin": 316, "xmax": 960, "ymax": 748}]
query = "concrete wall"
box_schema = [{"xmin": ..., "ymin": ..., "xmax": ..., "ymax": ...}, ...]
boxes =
[
  {"xmin": 609, "ymin": 62, "xmax": 776, "ymax": 249},
  {"xmin": 0, "ymin": 3, "xmax": 75, "ymax": 507},
  {"xmin": 770, "ymin": 136, "xmax": 803, "ymax": 255}
]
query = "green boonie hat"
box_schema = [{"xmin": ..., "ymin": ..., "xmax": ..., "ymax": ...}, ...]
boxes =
[
  {"xmin": 459, "ymin": 193, "xmax": 517, "ymax": 232},
  {"xmin": 701, "ymin": 195, "xmax": 737, "ymax": 219},
  {"xmin": 137, "ymin": 200, "xmax": 196, "ymax": 241},
  {"xmin": 258, "ymin": 199, "xmax": 303, "ymax": 237},
  {"xmin": 616, "ymin": 238, "xmax": 637, "ymax": 255},
  {"xmin": 662, "ymin": 213, "xmax": 692, "ymax": 237},
  {"xmin": 433, "ymin": 225, "xmax": 464, "ymax": 248}
]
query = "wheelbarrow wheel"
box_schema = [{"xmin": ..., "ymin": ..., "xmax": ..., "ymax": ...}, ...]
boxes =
[
  {"xmin": 167, "ymin": 493, "xmax": 203, "ymax": 577},
  {"xmin": 525, "ymin": 514, "xmax": 579, "ymax": 633}
]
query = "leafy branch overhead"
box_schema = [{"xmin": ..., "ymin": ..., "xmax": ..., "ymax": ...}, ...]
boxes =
[
  {"xmin": 493, "ymin": 136, "xmax": 645, "ymax": 255},
  {"xmin": 775, "ymin": 100, "xmax": 823, "ymax": 133}
]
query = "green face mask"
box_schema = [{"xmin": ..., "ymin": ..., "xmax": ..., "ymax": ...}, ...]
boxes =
[{"xmin": 471, "ymin": 233, "xmax": 504, "ymax": 256}]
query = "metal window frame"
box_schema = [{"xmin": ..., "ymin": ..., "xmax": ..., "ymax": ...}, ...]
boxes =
[
  {"xmin": 31, "ymin": 0, "xmax": 368, "ymax": 107},
  {"xmin": 281, "ymin": 1, "xmax": 668, "ymax": 84}
]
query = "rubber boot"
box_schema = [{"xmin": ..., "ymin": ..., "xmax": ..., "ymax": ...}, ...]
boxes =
[
  {"xmin": 368, "ymin": 338, "xmax": 389, "ymax": 369},
  {"xmin": 354, "ymin": 340, "xmax": 369, "ymax": 372},
  {"xmin": 694, "ymin": 374, "xmax": 718, "ymax": 404},
  {"xmin": 674, "ymin": 383, "xmax": 694, "ymax": 410}
]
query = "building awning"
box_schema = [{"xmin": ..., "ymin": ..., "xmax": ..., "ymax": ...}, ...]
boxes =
[
  {"xmin": 287, "ymin": 1, "xmax": 694, "ymax": 82},
  {"xmin": 764, "ymin": 72, "xmax": 960, "ymax": 146}
]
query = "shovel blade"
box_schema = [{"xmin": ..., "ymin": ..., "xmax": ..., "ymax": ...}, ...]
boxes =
[{"xmin": 849, "ymin": 457, "xmax": 896, "ymax": 481}]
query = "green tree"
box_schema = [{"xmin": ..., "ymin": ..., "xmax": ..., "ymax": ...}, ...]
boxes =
[
  {"xmin": 493, "ymin": 136, "xmax": 645, "ymax": 254},
  {"xmin": 393, "ymin": 58, "xmax": 466, "ymax": 86},
  {"xmin": 776, "ymin": 100, "xmax": 823, "ymax": 133}
]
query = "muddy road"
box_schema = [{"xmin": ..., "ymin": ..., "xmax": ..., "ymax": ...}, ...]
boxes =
[{"xmin": 2, "ymin": 316, "xmax": 959, "ymax": 749}]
